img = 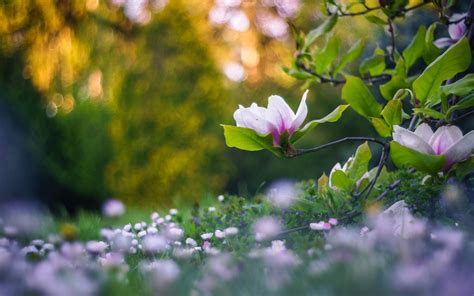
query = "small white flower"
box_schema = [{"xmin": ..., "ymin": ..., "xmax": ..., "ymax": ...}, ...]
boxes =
[
  {"xmin": 328, "ymin": 218, "xmax": 338, "ymax": 226},
  {"xmin": 147, "ymin": 227, "xmax": 158, "ymax": 235},
  {"xmin": 168, "ymin": 228, "xmax": 184, "ymax": 240},
  {"xmin": 42, "ymin": 243, "xmax": 54, "ymax": 252},
  {"xmin": 169, "ymin": 209, "xmax": 178, "ymax": 215},
  {"xmin": 201, "ymin": 233, "xmax": 214, "ymax": 240},
  {"xmin": 142, "ymin": 235, "xmax": 168, "ymax": 253},
  {"xmin": 123, "ymin": 224, "xmax": 132, "ymax": 232},
  {"xmin": 185, "ymin": 238, "xmax": 197, "ymax": 247},
  {"xmin": 134, "ymin": 223, "xmax": 142, "ymax": 231},
  {"xmin": 215, "ymin": 230, "xmax": 226, "ymax": 239},
  {"xmin": 208, "ymin": 207, "xmax": 216, "ymax": 212},
  {"xmin": 165, "ymin": 215, "xmax": 172, "ymax": 221},
  {"xmin": 224, "ymin": 227, "xmax": 239, "ymax": 236},
  {"xmin": 138, "ymin": 230, "xmax": 147, "ymax": 238},
  {"xmin": 151, "ymin": 212, "xmax": 160, "ymax": 221},
  {"xmin": 218, "ymin": 195, "xmax": 225, "ymax": 202},
  {"xmin": 156, "ymin": 218, "xmax": 165, "ymax": 224},
  {"xmin": 131, "ymin": 239, "xmax": 138, "ymax": 246},
  {"xmin": 310, "ymin": 221, "xmax": 331, "ymax": 231},
  {"xmin": 253, "ymin": 217, "xmax": 281, "ymax": 241},
  {"xmin": 129, "ymin": 246, "xmax": 137, "ymax": 254},
  {"xmin": 102, "ymin": 199, "xmax": 126, "ymax": 217},
  {"xmin": 86, "ymin": 241, "xmax": 108, "ymax": 253},
  {"xmin": 31, "ymin": 239, "xmax": 44, "ymax": 247}
]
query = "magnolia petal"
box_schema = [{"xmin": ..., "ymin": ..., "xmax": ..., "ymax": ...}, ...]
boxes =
[
  {"xmin": 393, "ymin": 125, "xmax": 434, "ymax": 154},
  {"xmin": 434, "ymin": 38, "xmax": 454, "ymax": 49},
  {"xmin": 233, "ymin": 105, "xmax": 246, "ymax": 127},
  {"xmin": 448, "ymin": 14, "xmax": 467, "ymax": 40},
  {"xmin": 429, "ymin": 125, "xmax": 463, "ymax": 155},
  {"xmin": 237, "ymin": 107, "xmax": 271, "ymax": 135},
  {"xmin": 267, "ymin": 95, "xmax": 295, "ymax": 134},
  {"xmin": 414, "ymin": 123, "xmax": 434, "ymax": 143},
  {"xmin": 443, "ymin": 130, "xmax": 474, "ymax": 169},
  {"xmin": 289, "ymin": 90, "xmax": 309, "ymax": 134}
]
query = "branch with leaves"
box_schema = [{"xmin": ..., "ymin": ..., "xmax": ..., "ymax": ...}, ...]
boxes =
[{"xmin": 222, "ymin": 0, "xmax": 473, "ymax": 222}]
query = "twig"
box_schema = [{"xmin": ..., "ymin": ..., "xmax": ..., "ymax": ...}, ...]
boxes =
[
  {"xmin": 337, "ymin": 4, "xmax": 381, "ymax": 17},
  {"xmin": 276, "ymin": 225, "xmax": 309, "ymax": 236},
  {"xmin": 292, "ymin": 136, "xmax": 390, "ymax": 200},
  {"xmin": 295, "ymin": 60, "xmax": 391, "ymax": 85},
  {"xmin": 375, "ymin": 168, "xmax": 416, "ymax": 201},
  {"xmin": 293, "ymin": 137, "xmax": 387, "ymax": 157},
  {"xmin": 402, "ymin": 1, "xmax": 431, "ymax": 13},
  {"xmin": 355, "ymin": 144, "xmax": 390, "ymax": 198},
  {"xmin": 334, "ymin": 0, "xmax": 430, "ymax": 18},
  {"xmin": 387, "ymin": 18, "xmax": 396, "ymax": 62},
  {"xmin": 451, "ymin": 110, "xmax": 474, "ymax": 124},
  {"xmin": 408, "ymin": 115, "xmax": 418, "ymax": 131}
]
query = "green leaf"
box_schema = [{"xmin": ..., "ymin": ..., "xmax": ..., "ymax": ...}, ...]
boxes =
[
  {"xmin": 291, "ymin": 104, "xmax": 349, "ymax": 143},
  {"xmin": 441, "ymin": 73, "xmax": 474, "ymax": 97},
  {"xmin": 318, "ymin": 173, "xmax": 329, "ymax": 194},
  {"xmin": 379, "ymin": 59, "xmax": 408, "ymax": 100},
  {"xmin": 446, "ymin": 93, "xmax": 474, "ymax": 118},
  {"xmin": 369, "ymin": 117, "xmax": 392, "ymax": 137},
  {"xmin": 455, "ymin": 156, "xmax": 474, "ymax": 180},
  {"xmin": 330, "ymin": 170, "xmax": 354, "ymax": 191},
  {"xmin": 306, "ymin": 14, "xmax": 338, "ymax": 48},
  {"xmin": 347, "ymin": 142, "xmax": 372, "ymax": 181},
  {"xmin": 315, "ymin": 34, "xmax": 340, "ymax": 74},
  {"xmin": 283, "ymin": 68, "xmax": 315, "ymax": 80},
  {"xmin": 422, "ymin": 23, "xmax": 442, "ymax": 64},
  {"xmin": 365, "ymin": 15, "xmax": 387, "ymax": 25},
  {"xmin": 222, "ymin": 125, "xmax": 281, "ymax": 156},
  {"xmin": 413, "ymin": 108, "xmax": 446, "ymax": 120},
  {"xmin": 403, "ymin": 26, "xmax": 426, "ymax": 70},
  {"xmin": 333, "ymin": 39, "xmax": 364, "ymax": 76},
  {"xmin": 413, "ymin": 38, "xmax": 471, "ymax": 105},
  {"xmin": 342, "ymin": 75, "xmax": 382, "ymax": 118},
  {"xmin": 381, "ymin": 99, "xmax": 403, "ymax": 126},
  {"xmin": 359, "ymin": 47, "xmax": 386, "ymax": 76},
  {"xmin": 390, "ymin": 141, "xmax": 445, "ymax": 174}
]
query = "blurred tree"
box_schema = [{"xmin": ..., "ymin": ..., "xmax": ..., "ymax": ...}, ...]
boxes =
[{"xmin": 106, "ymin": 2, "xmax": 230, "ymax": 207}]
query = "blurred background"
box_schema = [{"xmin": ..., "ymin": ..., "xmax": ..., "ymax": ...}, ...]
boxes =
[{"xmin": 0, "ymin": 0, "xmax": 442, "ymax": 211}]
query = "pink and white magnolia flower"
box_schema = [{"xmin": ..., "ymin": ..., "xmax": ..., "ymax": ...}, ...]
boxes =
[
  {"xmin": 392, "ymin": 124, "xmax": 474, "ymax": 170},
  {"xmin": 233, "ymin": 90, "xmax": 308, "ymax": 146},
  {"xmin": 434, "ymin": 13, "xmax": 467, "ymax": 48}
]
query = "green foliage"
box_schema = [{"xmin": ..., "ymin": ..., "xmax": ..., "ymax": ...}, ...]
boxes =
[
  {"xmin": 390, "ymin": 141, "xmax": 446, "ymax": 174},
  {"xmin": 305, "ymin": 14, "xmax": 338, "ymax": 48},
  {"xmin": 402, "ymin": 26, "xmax": 426, "ymax": 70},
  {"xmin": 341, "ymin": 76, "xmax": 382, "ymax": 118},
  {"xmin": 413, "ymin": 38, "xmax": 471, "ymax": 105},
  {"xmin": 333, "ymin": 40, "xmax": 364, "ymax": 76},
  {"xmin": 347, "ymin": 142, "xmax": 372, "ymax": 181},
  {"xmin": 222, "ymin": 126, "xmax": 280, "ymax": 156},
  {"xmin": 107, "ymin": 3, "xmax": 230, "ymax": 206},
  {"xmin": 359, "ymin": 47, "xmax": 386, "ymax": 76},
  {"xmin": 291, "ymin": 104, "xmax": 349, "ymax": 143},
  {"xmin": 423, "ymin": 23, "xmax": 442, "ymax": 64},
  {"xmin": 379, "ymin": 59, "xmax": 409, "ymax": 101},
  {"xmin": 315, "ymin": 34, "xmax": 341, "ymax": 74},
  {"xmin": 381, "ymin": 99, "xmax": 402, "ymax": 127}
]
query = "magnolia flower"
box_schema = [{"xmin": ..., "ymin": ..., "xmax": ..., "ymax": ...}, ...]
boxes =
[
  {"xmin": 233, "ymin": 90, "xmax": 308, "ymax": 146},
  {"xmin": 393, "ymin": 124, "xmax": 473, "ymax": 170},
  {"xmin": 434, "ymin": 13, "xmax": 467, "ymax": 48}
]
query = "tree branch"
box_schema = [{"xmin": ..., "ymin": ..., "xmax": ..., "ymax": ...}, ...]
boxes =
[{"xmin": 295, "ymin": 60, "xmax": 391, "ymax": 85}]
